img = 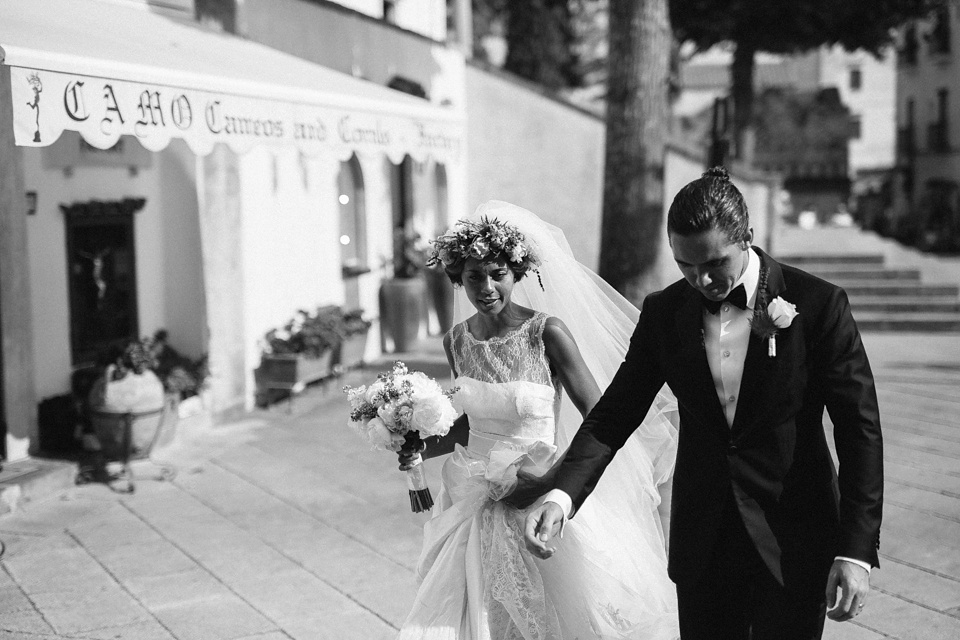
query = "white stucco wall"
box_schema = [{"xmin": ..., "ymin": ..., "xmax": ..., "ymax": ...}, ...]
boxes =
[
  {"xmin": 465, "ymin": 64, "xmax": 606, "ymax": 269},
  {"xmin": 160, "ymin": 140, "xmax": 206, "ymax": 357},
  {"xmin": 238, "ymin": 148, "xmax": 345, "ymax": 378},
  {"xmin": 23, "ymin": 133, "xmax": 205, "ymax": 400},
  {"xmin": 466, "ymin": 64, "xmax": 780, "ymax": 284},
  {"xmin": 236, "ymin": 148, "xmax": 404, "ymax": 407}
]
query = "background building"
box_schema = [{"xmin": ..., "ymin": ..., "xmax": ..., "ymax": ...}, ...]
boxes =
[{"xmin": 891, "ymin": 1, "xmax": 960, "ymax": 252}]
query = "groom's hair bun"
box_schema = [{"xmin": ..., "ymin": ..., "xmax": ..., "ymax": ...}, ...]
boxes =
[
  {"xmin": 667, "ymin": 165, "xmax": 750, "ymax": 245},
  {"xmin": 703, "ymin": 166, "xmax": 730, "ymax": 181}
]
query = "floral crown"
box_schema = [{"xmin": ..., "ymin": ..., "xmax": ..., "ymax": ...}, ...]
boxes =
[{"xmin": 426, "ymin": 216, "xmax": 541, "ymax": 272}]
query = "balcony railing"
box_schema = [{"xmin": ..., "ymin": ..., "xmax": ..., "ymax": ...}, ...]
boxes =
[
  {"xmin": 897, "ymin": 127, "xmax": 916, "ymax": 159},
  {"xmin": 928, "ymin": 121, "xmax": 950, "ymax": 153},
  {"xmin": 899, "ymin": 25, "xmax": 919, "ymax": 65},
  {"xmin": 927, "ymin": 7, "xmax": 952, "ymax": 56}
]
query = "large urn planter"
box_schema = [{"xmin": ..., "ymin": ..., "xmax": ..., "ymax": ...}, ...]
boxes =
[
  {"xmin": 426, "ymin": 268, "xmax": 455, "ymax": 334},
  {"xmin": 379, "ymin": 277, "xmax": 426, "ymax": 353},
  {"xmin": 88, "ymin": 404, "xmax": 168, "ymax": 461},
  {"xmin": 86, "ymin": 366, "xmax": 170, "ymax": 463}
]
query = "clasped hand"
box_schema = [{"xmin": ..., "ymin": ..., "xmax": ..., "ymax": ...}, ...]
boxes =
[
  {"xmin": 503, "ymin": 467, "xmax": 554, "ymax": 509},
  {"xmin": 396, "ymin": 432, "xmax": 426, "ymax": 471}
]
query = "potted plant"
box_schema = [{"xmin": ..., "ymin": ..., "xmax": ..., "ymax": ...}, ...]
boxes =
[
  {"xmin": 336, "ymin": 308, "xmax": 372, "ymax": 372},
  {"xmin": 257, "ymin": 305, "xmax": 344, "ymax": 401},
  {"xmin": 149, "ymin": 329, "xmax": 210, "ymax": 419},
  {"xmin": 380, "ymin": 228, "xmax": 428, "ymax": 352}
]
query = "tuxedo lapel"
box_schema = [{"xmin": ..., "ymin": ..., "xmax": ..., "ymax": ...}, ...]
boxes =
[
  {"xmin": 675, "ymin": 286, "xmax": 728, "ymax": 429},
  {"xmin": 731, "ymin": 250, "xmax": 788, "ymax": 434}
]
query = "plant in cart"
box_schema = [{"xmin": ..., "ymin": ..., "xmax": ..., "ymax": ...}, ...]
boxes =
[{"xmin": 344, "ymin": 361, "xmax": 458, "ymax": 512}]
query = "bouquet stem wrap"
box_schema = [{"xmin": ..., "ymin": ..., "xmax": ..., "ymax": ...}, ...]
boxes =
[{"xmin": 405, "ymin": 454, "xmax": 434, "ymax": 513}]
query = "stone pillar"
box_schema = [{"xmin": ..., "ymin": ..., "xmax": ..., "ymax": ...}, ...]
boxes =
[
  {"xmin": 451, "ymin": 0, "xmax": 473, "ymax": 58},
  {"xmin": 0, "ymin": 65, "xmax": 38, "ymax": 460},
  {"xmin": 196, "ymin": 143, "xmax": 246, "ymax": 417}
]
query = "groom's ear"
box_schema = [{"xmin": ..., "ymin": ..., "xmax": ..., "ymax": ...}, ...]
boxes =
[{"xmin": 741, "ymin": 228, "xmax": 754, "ymax": 249}]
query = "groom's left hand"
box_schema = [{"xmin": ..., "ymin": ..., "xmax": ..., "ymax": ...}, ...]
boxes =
[{"xmin": 825, "ymin": 560, "xmax": 870, "ymax": 621}]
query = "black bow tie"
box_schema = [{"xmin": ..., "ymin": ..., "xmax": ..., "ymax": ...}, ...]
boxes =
[{"xmin": 702, "ymin": 284, "xmax": 747, "ymax": 315}]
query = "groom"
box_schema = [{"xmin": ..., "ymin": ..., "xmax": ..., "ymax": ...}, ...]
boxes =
[{"xmin": 524, "ymin": 168, "xmax": 883, "ymax": 640}]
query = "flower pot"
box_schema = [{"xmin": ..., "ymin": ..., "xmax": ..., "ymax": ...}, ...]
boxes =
[
  {"xmin": 86, "ymin": 368, "xmax": 167, "ymax": 461},
  {"xmin": 379, "ymin": 277, "xmax": 426, "ymax": 353},
  {"xmin": 88, "ymin": 403, "xmax": 169, "ymax": 461},
  {"xmin": 259, "ymin": 351, "xmax": 334, "ymax": 389},
  {"xmin": 336, "ymin": 331, "xmax": 368, "ymax": 371}
]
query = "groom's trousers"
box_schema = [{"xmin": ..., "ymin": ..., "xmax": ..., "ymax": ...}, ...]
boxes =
[{"xmin": 675, "ymin": 492, "xmax": 827, "ymax": 640}]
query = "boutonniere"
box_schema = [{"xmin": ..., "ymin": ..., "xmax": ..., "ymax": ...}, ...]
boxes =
[{"xmin": 752, "ymin": 296, "xmax": 798, "ymax": 357}]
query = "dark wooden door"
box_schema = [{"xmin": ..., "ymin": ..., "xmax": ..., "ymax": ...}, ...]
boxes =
[{"xmin": 63, "ymin": 199, "xmax": 143, "ymax": 366}]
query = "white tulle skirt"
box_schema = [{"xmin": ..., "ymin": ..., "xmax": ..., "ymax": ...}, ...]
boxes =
[{"xmin": 397, "ymin": 435, "xmax": 680, "ymax": 640}]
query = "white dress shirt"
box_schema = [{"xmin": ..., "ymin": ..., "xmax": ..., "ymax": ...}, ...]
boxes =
[
  {"xmin": 704, "ymin": 246, "xmax": 760, "ymax": 428},
  {"xmin": 542, "ymin": 248, "xmax": 870, "ymax": 573}
]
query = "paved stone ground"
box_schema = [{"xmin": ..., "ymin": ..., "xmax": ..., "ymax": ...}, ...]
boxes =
[{"xmin": 0, "ymin": 224, "xmax": 957, "ymax": 639}]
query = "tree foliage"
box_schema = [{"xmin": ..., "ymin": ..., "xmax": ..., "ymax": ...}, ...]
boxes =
[
  {"xmin": 671, "ymin": 0, "xmax": 937, "ymax": 55},
  {"xmin": 504, "ymin": 0, "xmax": 582, "ymax": 89},
  {"xmin": 671, "ymin": 0, "xmax": 938, "ymax": 156},
  {"xmin": 470, "ymin": 0, "xmax": 582, "ymax": 90}
]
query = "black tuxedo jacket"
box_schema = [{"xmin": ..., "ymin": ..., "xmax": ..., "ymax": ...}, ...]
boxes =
[{"xmin": 555, "ymin": 248, "xmax": 883, "ymax": 593}]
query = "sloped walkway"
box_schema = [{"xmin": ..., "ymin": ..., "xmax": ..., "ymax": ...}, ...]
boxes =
[{"xmin": 0, "ymin": 225, "xmax": 958, "ymax": 639}]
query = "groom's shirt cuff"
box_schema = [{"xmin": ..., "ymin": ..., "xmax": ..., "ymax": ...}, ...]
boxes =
[
  {"xmin": 836, "ymin": 556, "xmax": 872, "ymax": 574},
  {"xmin": 543, "ymin": 489, "xmax": 574, "ymax": 518}
]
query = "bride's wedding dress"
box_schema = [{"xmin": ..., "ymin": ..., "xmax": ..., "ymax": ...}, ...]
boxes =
[{"xmin": 398, "ymin": 312, "xmax": 679, "ymax": 640}]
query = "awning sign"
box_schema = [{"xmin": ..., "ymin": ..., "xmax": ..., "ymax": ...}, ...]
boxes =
[{"xmin": 10, "ymin": 67, "xmax": 463, "ymax": 163}]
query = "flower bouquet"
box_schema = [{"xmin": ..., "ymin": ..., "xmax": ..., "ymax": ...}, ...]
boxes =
[{"xmin": 344, "ymin": 362, "xmax": 458, "ymax": 512}]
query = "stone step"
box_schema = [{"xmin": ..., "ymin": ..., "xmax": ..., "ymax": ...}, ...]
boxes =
[
  {"xmin": 848, "ymin": 297, "xmax": 960, "ymax": 313},
  {"xmin": 779, "ymin": 254, "xmax": 885, "ymax": 267},
  {"xmin": 835, "ymin": 282, "xmax": 960, "ymax": 297},
  {"xmin": 0, "ymin": 457, "xmax": 77, "ymax": 515},
  {"xmin": 803, "ymin": 268, "xmax": 921, "ymax": 282},
  {"xmin": 853, "ymin": 312, "xmax": 960, "ymax": 332}
]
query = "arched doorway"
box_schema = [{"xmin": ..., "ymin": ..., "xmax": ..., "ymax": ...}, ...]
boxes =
[{"xmin": 338, "ymin": 155, "xmax": 368, "ymax": 311}]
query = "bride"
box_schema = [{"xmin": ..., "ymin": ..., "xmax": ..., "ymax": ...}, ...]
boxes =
[{"xmin": 397, "ymin": 201, "xmax": 680, "ymax": 639}]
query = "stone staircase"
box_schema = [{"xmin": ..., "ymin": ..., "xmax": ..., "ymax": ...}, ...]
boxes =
[{"xmin": 778, "ymin": 254, "xmax": 960, "ymax": 332}]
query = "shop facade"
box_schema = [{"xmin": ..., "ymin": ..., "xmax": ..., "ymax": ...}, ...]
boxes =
[{"xmin": 0, "ymin": 0, "xmax": 464, "ymax": 461}]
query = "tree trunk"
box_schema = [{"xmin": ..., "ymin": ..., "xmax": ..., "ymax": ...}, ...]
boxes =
[
  {"xmin": 598, "ymin": 0, "xmax": 672, "ymax": 305},
  {"xmin": 731, "ymin": 41, "xmax": 756, "ymax": 164}
]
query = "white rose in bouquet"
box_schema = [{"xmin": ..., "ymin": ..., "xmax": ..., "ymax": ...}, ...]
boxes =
[
  {"xmin": 404, "ymin": 372, "xmax": 457, "ymax": 437},
  {"xmin": 378, "ymin": 401, "xmax": 400, "ymax": 429},
  {"xmin": 410, "ymin": 393, "xmax": 458, "ymax": 437},
  {"xmin": 366, "ymin": 416, "xmax": 405, "ymax": 451}
]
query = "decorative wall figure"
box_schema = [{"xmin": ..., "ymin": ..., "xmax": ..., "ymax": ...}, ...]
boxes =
[
  {"xmin": 27, "ymin": 72, "xmax": 42, "ymax": 142},
  {"xmin": 77, "ymin": 248, "xmax": 112, "ymax": 307}
]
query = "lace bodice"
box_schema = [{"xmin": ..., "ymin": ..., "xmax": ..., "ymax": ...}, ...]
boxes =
[
  {"xmin": 449, "ymin": 313, "xmax": 554, "ymax": 386},
  {"xmin": 448, "ymin": 313, "xmax": 561, "ymax": 442}
]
